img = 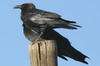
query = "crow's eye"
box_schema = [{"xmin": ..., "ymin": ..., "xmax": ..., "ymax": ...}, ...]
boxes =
[{"xmin": 22, "ymin": 4, "xmax": 29, "ymax": 8}]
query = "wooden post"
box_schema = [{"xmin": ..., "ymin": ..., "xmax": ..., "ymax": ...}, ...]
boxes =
[{"xmin": 29, "ymin": 40, "xmax": 58, "ymax": 66}]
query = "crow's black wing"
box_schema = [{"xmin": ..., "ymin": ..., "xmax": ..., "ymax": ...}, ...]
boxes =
[
  {"xmin": 33, "ymin": 9, "xmax": 81, "ymax": 29},
  {"xmin": 41, "ymin": 28, "xmax": 88, "ymax": 64},
  {"xmin": 21, "ymin": 9, "xmax": 81, "ymax": 30}
]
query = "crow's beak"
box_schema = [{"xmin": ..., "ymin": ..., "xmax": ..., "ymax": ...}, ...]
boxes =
[{"xmin": 14, "ymin": 5, "xmax": 22, "ymax": 9}]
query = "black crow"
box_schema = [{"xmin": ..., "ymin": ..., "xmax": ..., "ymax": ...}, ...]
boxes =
[{"xmin": 14, "ymin": 3, "xmax": 88, "ymax": 64}]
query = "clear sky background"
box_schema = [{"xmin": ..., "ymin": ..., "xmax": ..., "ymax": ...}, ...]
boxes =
[{"xmin": 0, "ymin": 0, "xmax": 100, "ymax": 66}]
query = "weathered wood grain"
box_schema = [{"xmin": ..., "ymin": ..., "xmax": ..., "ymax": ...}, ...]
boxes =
[{"xmin": 29, "ymin": 40, "xmax": 58, "ymax": 66}]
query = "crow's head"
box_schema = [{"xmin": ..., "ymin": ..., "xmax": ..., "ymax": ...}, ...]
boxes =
[{"xmin": 14, "ymin": 3, "xmax": 36, "ymax": 11}]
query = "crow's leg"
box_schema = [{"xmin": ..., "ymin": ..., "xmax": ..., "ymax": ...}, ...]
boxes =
[
  {"xmin": 32, "ymin": 31, "xmax": 44, "ymax": 44},
  {"xmin": 32, "ymin": 25, "xmax": 47, "ymax": 44}
]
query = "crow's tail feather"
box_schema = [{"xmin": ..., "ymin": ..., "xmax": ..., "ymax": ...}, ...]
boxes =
[
  {"xmin": 59, "ymin": 18, "xmax": 82, "ymax": 29},
  {"xmin": 58, "ymin": 43, "xmax": 88, "ymax": 64}
]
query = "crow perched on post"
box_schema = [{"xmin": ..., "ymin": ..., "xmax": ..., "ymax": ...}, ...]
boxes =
[{"xmin": 14, "ymin": 3, "xmax": 88, "ymax": 64}]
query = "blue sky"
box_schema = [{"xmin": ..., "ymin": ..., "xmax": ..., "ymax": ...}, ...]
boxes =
[{"xmin": 0, "ymin": 0, "xmax": 100, "ymax": 66}]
